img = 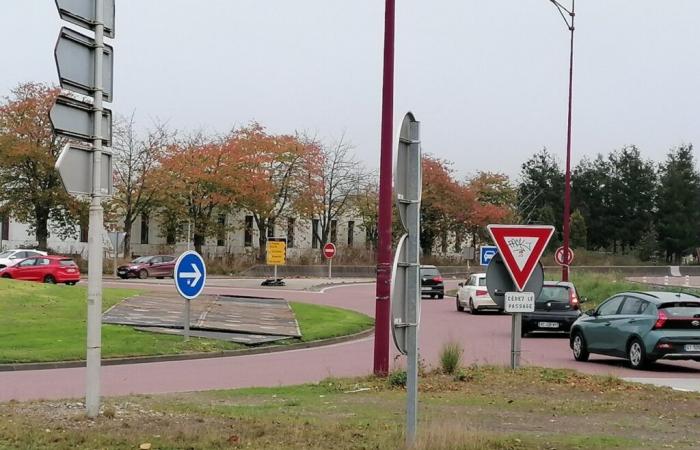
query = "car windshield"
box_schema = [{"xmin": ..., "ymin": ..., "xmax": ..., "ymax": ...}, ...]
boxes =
[
  {"xmin": 659, "ymin": 302, "xmax": 700, "ymax": 317},
  {"xmin": 0, "ymin": 251, "xmax": 12, "ymax": 258},
  {"xmin": 131, "ymin": 256, "xmax": 151, "ymax": 264},
  {"xmin": 421, "ymin": 268, "xmax": 440, "ymax": 276},
  {"xmin": 536, "ymin": 286, "xmax": 570, "ymax": 303},
  {"xmin": 59, "ymin": 259, "xmax": 77, "ymax": 267}
]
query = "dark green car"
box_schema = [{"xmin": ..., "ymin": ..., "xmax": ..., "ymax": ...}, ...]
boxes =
[{"xmin": 570, "ymin": 291, "xmax": 700, "ymax": 369}]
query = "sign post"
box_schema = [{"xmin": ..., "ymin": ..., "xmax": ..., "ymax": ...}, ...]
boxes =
[
  {"xmin": 266, "ymin": 238, "xmax": 287, "ymax": 281},
  {"xmin": 323, "ymin": 242, "xmax": 336, "ymax": 279},
  {"xmin": 390, "ymin": 112, "xmax": 421, "ymax": 446},
  {"xmin": 52, "ymin": 0, "xmax": 116, "ymax": 418},
  {"xmin": 487, "ymin": 225, "xmax": 554, "ymax": 369},
  {"xmin": 174, "ymin": 251, "xmax": 207, "ymax": 341}
]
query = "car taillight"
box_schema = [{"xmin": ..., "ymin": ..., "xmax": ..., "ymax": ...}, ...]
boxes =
[
  {"xmin": 569, "ymin": 289, "xmax": 579, "ymax": 310},
  {"xmin": 433, "ymin": 276, "xmax": 443, "ymax": 283},
  {"xmin": 476, "ymin": 289, "xmax": 488, "ymax": 297},
  {"xmin": 654, "ymin": 310, "xmax": 668, "ymax": 329}
]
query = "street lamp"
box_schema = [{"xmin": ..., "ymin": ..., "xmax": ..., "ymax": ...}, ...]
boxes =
[{"xmin": 548, "ymin": 0, "xmax": 575, "ymax": 281}]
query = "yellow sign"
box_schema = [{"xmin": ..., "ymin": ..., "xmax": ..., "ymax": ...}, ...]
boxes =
[{"xmin": 267, "ymin": 241, "xmax": 286, "ymax": 265}]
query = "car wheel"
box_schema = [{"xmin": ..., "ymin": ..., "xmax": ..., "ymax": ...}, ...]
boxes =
[
  {"xmin": 430, "ymin": 294, "xmax": 435, "ymax": 299},
  {"xmin": 468, "ymin": 298, "xmax": 478, "ymax": 315},
  {"xmin": 456, "ymin": 296, "xmax": 464, "ymax": 312},
  {"xmin": 438, "ymin": 294, "xmax": 444, "ymax": 299},
  {"xmin": 571, "ymin": 331, "xmax": 590, "ymax": 362},
  {"xmin": 627, "ymin": 338, "xmax": 649, "ymax": 370},
  {"xmin": 138, "ymin": 269, "xmax": 148, "ymax": 280},
  {"xmin": 156, "ymin": 276, "xmax": 164, "ymax": 280},
  {"xmin": 1, "ymin": 274, "xmax": 11, "ymax": 279},
  {"xmin": 44, "ymin": 275, "xmax": 56, "ymax": 284}
]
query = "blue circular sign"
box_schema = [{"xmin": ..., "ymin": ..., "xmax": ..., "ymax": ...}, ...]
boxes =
[{"xmin": 174, "ymin": 251, "xmax": 207, "ymax": 300}]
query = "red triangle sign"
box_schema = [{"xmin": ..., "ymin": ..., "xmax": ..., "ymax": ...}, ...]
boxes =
[{"xmin": 487, "ymin": 224, "xmax": 555, "ymax": 292}]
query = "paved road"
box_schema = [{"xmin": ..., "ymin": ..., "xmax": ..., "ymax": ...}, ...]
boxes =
[{"xmin": 1, "ymin": 280, "xmax": 698, "ymax": 402}]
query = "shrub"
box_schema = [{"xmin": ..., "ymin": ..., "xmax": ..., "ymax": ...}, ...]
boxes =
[
  {"xmin": 439, "ymin": 340, "xmax": 463, "ymax": 375},
  {"xmin": 388, "ymin": 370, "xmax": 407, "ymax": 388}
]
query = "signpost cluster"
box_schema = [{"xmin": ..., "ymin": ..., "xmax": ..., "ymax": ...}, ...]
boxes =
[
  {"xmin": 486, "ymin": 225, "xmax": 554, "ymax": 369},
  {"xmin": 51, "ymin": 0, "xmax": 115, "ymax": 418},
  {"xmin": 390, "ymin": 112, "xmax": 422, "ymax": 446}
]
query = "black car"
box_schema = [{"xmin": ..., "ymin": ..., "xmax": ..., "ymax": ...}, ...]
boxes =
[
  {"xmin": 420, "ymin": 265, "xmax": 444, "ymax": 299},
  {"xmin": 521, "ymin": 281, "xmax": 583, "ymax": 337}
]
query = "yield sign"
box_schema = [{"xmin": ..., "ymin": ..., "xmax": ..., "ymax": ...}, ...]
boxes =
[{"xmin": 487, "ymin": 224, "xmax": 555, "ymax": 292}]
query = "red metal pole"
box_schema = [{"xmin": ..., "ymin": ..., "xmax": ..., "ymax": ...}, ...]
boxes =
[
  {"xmin": 373, "ymin": 0, "xmax": 395, "ymax": 376},
  {"xmin": 562, "ymin": 0, "xmax": 575, "ymax": 282}
]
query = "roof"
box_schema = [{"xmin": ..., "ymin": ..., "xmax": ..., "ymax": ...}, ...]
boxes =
[
  {"xmin": 542, "ymin": 281, "xmax": 575, "ymax": 288},
  {"xmin": 621, "ymin": 291, "xmax": 700, "ymax": 304}
]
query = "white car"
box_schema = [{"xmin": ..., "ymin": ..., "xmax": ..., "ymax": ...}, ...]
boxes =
[
  {"xmin": 0, "ymin": 249, "xmax": 48, "ymax": 269},
  {"xmin": 456, "ymin": 273, "xmax": 502, "ymax": 314}
]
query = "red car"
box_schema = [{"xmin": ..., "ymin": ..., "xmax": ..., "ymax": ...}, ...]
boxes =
[{"xmin": 0, "ymin": 255, "xmax": 81, "ymax": 285}]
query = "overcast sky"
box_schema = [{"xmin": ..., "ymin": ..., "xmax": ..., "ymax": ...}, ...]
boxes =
[{"xmin": 2, "ymin": 1, "xmax": 699, "ymax": 180}]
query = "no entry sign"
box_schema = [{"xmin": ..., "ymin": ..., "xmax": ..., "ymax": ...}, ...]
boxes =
[
  {"xmin": 555, "ymin": 246, "xmax": 574, "ymax": 266},
  {"xmin": 323, "ymin": 243, "xmax": 336, "ymax": 259}
]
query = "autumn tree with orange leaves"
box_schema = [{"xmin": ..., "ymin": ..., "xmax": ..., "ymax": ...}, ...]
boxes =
[{"xmin": 0, "ymin": 82, "xmax": 78, "ymax": 250}]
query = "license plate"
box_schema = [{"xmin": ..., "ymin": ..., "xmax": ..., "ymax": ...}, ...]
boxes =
[
  {"xmin": 66, "ymin": 269, "xmax": 75, "ymax": 273},
  {"xmin": 421, "ymin": 287, "xmax": 430, "ymax": 291},
  {"xmin": 538, "ymin": 322, "xmax": 560, "ymax": 329},
  {"xmin": 684, "ymin": 344, "xmax": 700, "ymax": 352}
]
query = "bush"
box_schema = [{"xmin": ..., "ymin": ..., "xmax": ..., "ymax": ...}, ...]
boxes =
[
  {"xmin": 387, "ymin": 370, "xmax": 407, "ymax": 388},
  {"xmin": 439, "ymin": 340, "xmax": 463, "ymax": 375}
]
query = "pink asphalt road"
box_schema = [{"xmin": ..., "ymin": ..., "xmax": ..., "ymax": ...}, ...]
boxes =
[{"xmin": 1, "ymin": 281, "xmax": 698, "ymax": 402}]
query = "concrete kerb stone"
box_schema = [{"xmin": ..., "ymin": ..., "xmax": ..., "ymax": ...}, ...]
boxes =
[{"xmin": 0, "ymin": 327, "xmax": 374, "ymax": 372}]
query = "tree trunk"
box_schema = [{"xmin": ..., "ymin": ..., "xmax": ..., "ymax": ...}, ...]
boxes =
[
  {"xmin": 256, "ymin": 218, "xmax": 268, "ymax": 262},
  {"xmin": 194, "ymin": 233, "xmax": 205, "ymax": 255},
  {"xmin": 122, "ymin": 212, "xmax": 133, "ymax": 257},
  {"xmin": 35, "ymin": 208, "xmax": 49, "ymax": 251}
]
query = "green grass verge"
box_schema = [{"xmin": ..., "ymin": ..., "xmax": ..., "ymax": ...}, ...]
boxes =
[
  {"xmin": 0, "ymin": 279, "xmax": 373, "ymax": 364},
  {"xmin": 2, "ymin": 366, "xmax": 698, "ymax": 449}
]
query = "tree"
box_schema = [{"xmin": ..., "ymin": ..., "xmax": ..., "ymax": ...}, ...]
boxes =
[
  {"xmin": 0, "ymin": 82, "xmax": 77, "ymax": 250},
  {"xmin": 637, "ymin": 224, "xmax": 659, "ymax": 262},
  {"xmin": 569, "ymin": 209, "xmax": 587, "ymax": 249},
  {"xmin": 656, "ymin": 145, "xmax": 700, "ymax": 263},
  {"xmin": 233, "ymin": 123, "xmax": 321, "ymax": 261},
  {"xmin": 111, "ymin": 114, "xmax": 171, "ymax": 256},
  {"xmin": 153, "ymin": 134, "xmax": 241, "ymax": 254},
  {"xmin": 296, "ymin": 134, "xmax": 365, "ymax": 247},
  {"xmin": 353, "ymin": 176, "xmax": 379, "ymax": 250},
  {"xmin": 517, "ymin": 149, "xmax": 564, "ymax": 233},
  {"xmin": 465, "ymin": 172, "xmax": 516, "ymax": 246},
  {"xmin": 420, "ymin": 156, "xmax": 463, "ymax": 256},
  {"xmin": 572, "ymin": 155, "xmax": 612, "ymax": 250}
]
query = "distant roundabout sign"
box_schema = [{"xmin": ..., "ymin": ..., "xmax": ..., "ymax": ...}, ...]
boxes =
[{"xmin": 555, "ymin": 246, "xmax": 574, "ymax": 266}]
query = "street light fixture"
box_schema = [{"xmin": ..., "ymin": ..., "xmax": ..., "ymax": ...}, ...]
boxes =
[{"xmin": 548, "ymin": 0, "xmax": 575, "ymax": 281}]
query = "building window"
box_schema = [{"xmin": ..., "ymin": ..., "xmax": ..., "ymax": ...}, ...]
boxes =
[
  {"xmin": 330, "ymin": 220, "xmax": 338, "ymax": 244},
  {"xmin": 79, "ymin": 215, "xmax": 88, "ymax": 243},
  {"xmin": 217, "ymin": 214, "xmax": 226, "ymax": 247},
  {"xmin": 312, "ymin": 219, "xmax": 320, "ymax": 249},
  {"xmin": 287, "ymin": 218, "xmax": 295, "ymax": 248},
  {"xmin": 244, "ymin": 215, "xmax": 253, "ymax": 247},
  {"xmin": 140, "ymin": 213, "xmax": 149, "ymax": 245},
  {"xmin": 347, "ymin": 221, "xmax": 354, "ymax": 247},
  {"xmin": 267, "ymin": 219, "xmax": 275, "ymax": 238},
  {"xmin": 1, "ymin": 215, "xmax": 9, "ymax": 241},
  {"xmin": 166, "ymin": 227, "xmax": 176, "ymax": 245}
]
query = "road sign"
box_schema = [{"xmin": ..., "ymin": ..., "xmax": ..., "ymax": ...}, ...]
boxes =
[
  {"xmin": 479, "ymin": 246, "xmax": 498, "ymax": 266},
  {"xmin": 555, "ymin": 246, "xmax": 575, "ymax": 266},
  {"xmin": 487, "ymin": 224, "xmax": 554, "ymax": 292},
  {"xmin": 323, "ymin": 243, "xmax": 336, "ymax": 259},
  {"xmin": 174, "ymin": 251, "xmax": 207, "ymax": 300},
  {"xmin": 485, "ymin": 253, "xmax": 544, "ymax": 308},
  {"xmin": 267, "ymin": 240, "xmax": 286, "ymax": 265},
  {"xmin": 55, "ymin": 27, "xmax": 114, "ymax": 101},
  {"xmin": 50, "ymin": 95, "xmax": 112, "ymax": 146},
  {"xmin": 395, "ymin": 113, "xmax": 422, "ymax": 230},
  {"xmin": 391, "ymin": 234, "xmax": 409, "ymax": 355},
  {"xmin": 55, "ymin": 144, "xmax": 113, "ymax": 195},
  {"xmin": 505, "ymin": 291, "xmax": 535, "ymax": 313},
  {"xmin": 55, "ymin": 0, "xmax": 116, "ymax": 38}
]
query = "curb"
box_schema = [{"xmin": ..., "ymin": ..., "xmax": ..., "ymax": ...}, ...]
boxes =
[{"xmin": 0, "ymin": 328, "xmax": 374, "ymax": 372}]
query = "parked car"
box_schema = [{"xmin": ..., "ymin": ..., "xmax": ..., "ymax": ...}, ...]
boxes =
[
  {"xmin": 420, "ymin": 265, "xmax": 444, "ymax": 299},
  {"xmin": 117, "ymin": 255, "xmax": 176, "ymax": 280},
  {"xmin": 570, "ymin": 291, "xmax": 700, "ymax": 369},
  {"xmin": 0, "ymin": 249, "xmax": 48, "ymax": 269},
  {"xmin": 456, "ymin": 273, "xmax": 501, "ymax": 313},
  {"xmin": 521, "ymin": 281, "xmax": 583, "ymax": 337},
  {"xmin": 0, "ymin": 255, "xmax": 80, "ymax": 285}
]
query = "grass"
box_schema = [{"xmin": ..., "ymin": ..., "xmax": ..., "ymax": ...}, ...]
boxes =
[
  {"xmin": 438, "ymin": 340, "xmax": 462, "ymax": 374},
  {"xmin": 2, "ymin": 366, "xmax": 699, "ymax": 449},
  {"xmin": 0, "ymin": 279, "xmax": 373, "ymax": 364}
]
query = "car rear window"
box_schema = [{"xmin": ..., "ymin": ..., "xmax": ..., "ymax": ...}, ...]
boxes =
[
  {"xmin": 421, "ymin": 268, "xmax": 440, "ymax": 276},
  {"xmin": 536, "ymin": 286, "xmax": 569, "ymax": 303},
  {"xmin": 59, "ymin": 259, "xmax": 77, "ymax": 267},
  {"xmin": 478, "ymin": 278, "xmax": 487, "ymax": 287},
  {"xmin": 659, "ymin": 302, "xmax": 700, "ymax": 317}
]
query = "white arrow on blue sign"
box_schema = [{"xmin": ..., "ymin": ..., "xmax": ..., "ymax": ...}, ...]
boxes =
[
  {"xmin": 480, "ymin": 246, "xmax": 498, "ymax": 266},
  {"xmin": 174, "ymin": 251, "xmax": 207, "ymax": 300}
]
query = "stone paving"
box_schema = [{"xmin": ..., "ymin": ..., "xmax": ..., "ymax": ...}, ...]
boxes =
[{"xmin": 102, "ymin": 292, "xmax": 301, "ymax": 344}]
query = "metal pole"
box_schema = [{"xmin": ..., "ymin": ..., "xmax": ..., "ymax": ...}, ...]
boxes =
[
  {"xmin": 184, "ymin": 299, "xmax": 190, "ymax": 341},
  {"xmin": 329, "ymin": 258, "xmax": 332, "ymax": 279},
  {"xmin": 561, "ymin": 0, "xmax": 575, "ymax": 282},
  {"xmin": 274, "ymin": 263, "xmax": 277, "ymax": 280},
  {"xmin": 187, "ymin": 221, "xmax": 191, "ymax": 251},
  {"xmin": 86, "ymin": 0, "xmax": 105, "ymax": 418},
  {"xmin": 373, "ymin": 0, "xmax": 396, "ymax": 377},
  {"xmin": 511, "ymin": 312, "xmax": 522, "ymax": 368}
]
